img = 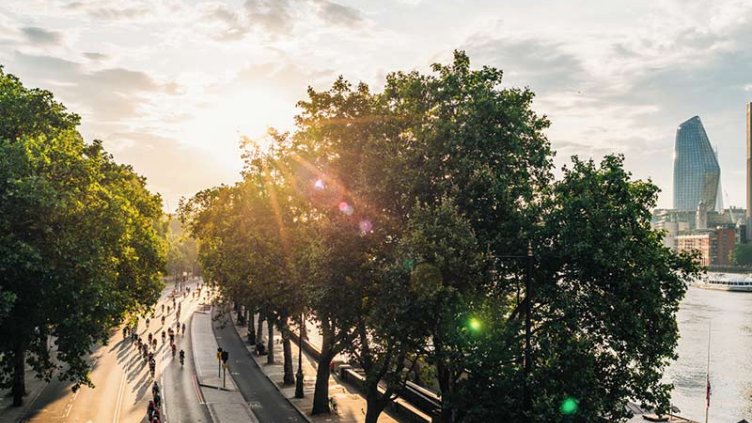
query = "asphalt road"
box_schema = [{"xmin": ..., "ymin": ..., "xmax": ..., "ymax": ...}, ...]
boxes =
[
  {"xmin": 212, "ymin": 315, "xmax": 304, "ymax": 423},
  {"xmin": 162, "ymin": 311, "xmax": 212, "ymax": 422},
  {"xmin": 22, "ymin": 279, "xmax": 207, "ymax": 423}
]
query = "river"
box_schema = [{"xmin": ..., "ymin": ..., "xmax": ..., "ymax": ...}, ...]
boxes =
[{"xmin": 666, "ymin": 286, "xmax": 752, "ymax": 421}]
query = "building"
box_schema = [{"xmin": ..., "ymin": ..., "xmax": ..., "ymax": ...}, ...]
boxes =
[
  {"xmin": 673, "ymin": 116, "xmax": 720, "ymax": 211},
  {"xmin": 675, "ymin": 227, "xmax": 736, "ymax": 266},
  {"xmin": 677, "ymin": 232, "xmax": 715, "ymax": 266},
  {"xmin": 716, "ymin": 227, "xmax": 736, "ymax": 265},
  {"xmin": 746, "ymin": 102, "xmax": 752, "ymax": 240}
]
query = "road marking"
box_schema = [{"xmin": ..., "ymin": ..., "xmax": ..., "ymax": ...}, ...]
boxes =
[
  {"xmin": 161, "ymin": 376, "xmax": 168, "ymax": 420},
  {"xmin": 62, "ymin": 388, "xmax": 80, "ymax": 418},
  {"xmin": 193, "ymin": 375, "xmax": 205, "ymax": 405},
  {"xmin": 112, "ymin": 370, "xmax": 125, "ymax": 423}
]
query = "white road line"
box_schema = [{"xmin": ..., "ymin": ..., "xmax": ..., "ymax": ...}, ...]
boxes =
[
  {"xmin": 161, "ymin": 375, "xmax": 168, "ymax": 420},
  {"xmin": 112, "ymin": 371, "xmax": 125, "ymax": 423}
]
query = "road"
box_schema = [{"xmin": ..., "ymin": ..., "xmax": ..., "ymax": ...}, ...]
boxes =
[
  {"xmin": 212, "ymin": 314, "xmax": 304, "ymax": 423},
  {"xmin": 22, "ymin": 279, "xmax": 208, "ymax": 423},
  {"xmin": 162, "ymin": 308, "xmax": 212, "ymax": 423}
]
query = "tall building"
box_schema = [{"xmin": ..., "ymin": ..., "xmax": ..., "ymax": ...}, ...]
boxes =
[
  {"xmin": 673, "ymin": 116, "xmax": 720, "ymax": 211},
  {"xmin": 746, "ymin": 103, "xmax": 752, "ymax": 241}
]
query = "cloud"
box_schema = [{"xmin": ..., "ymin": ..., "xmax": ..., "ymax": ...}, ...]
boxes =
[
  {"xmin": 21, "ymin": 27, "xmax": 63, "ymax": 45},
  {"xmin": 83, "ymin": 52, "xmax": 108, "ymax": 61},
  {"xmin": 465, "ymin": 36, "xmax": 586, "ymax": 93},
  {"xmin": 313, "ymin": 0, "xmax": 362, "ymax": 27},
  {"xmin": 199, "ymin": 0, "xmax": 364, "ymax": 41},
  {"xmin": 63, "ymin": 1, "xmax": 152, "ymax": 21},
  {"xmin": 244, "ymin": 0, "xmax": 293, "ymax": 34},
  {"xmin": 11, "ymin": 51, "xmax": 179, "ymax": 121},
  {"xmin": 201, "ymin": 2, "xmax": 252, "ymax": 41}
]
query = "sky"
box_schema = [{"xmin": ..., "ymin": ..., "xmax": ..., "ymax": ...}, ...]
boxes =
[{"xmin": 2, "ymin": 0, "xmax": 752, "ymax": 211}]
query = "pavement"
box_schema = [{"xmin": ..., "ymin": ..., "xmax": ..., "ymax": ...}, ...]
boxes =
[
  {"xmin": 192, "ymin": 304, "xmax": 262, "ymax": 423},
  {"xmin": 162, "ymin": 307, "xmax": 213, "ymax": 422},
  {"xmin": 209, "ymin": 307, "xmax": 305, "ymax": 423},
  {"xmin": 235, "ymin": 312, "xmax": 401, "ymax": 423},
  {"xmin": 1, "ymin": 279, "xmax": 211, "ymax": 423}
]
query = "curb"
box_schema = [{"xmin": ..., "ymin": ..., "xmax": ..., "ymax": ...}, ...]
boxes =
[
  {"xmin": 198, "ymin": 383, "xmax": 233, "ymax": 392},
  {"xmin": 189, "ymin": 312, "xmax": 214, "ymax": 423},
  {"xmin": 229, "ymin": 314, "xmax": 314, "ymax": 423}
]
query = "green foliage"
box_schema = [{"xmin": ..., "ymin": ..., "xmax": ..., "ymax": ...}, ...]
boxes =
[
  {"xmin": 181, "ymin": 52, "xmax": 697, "ymax": 422},
  {"xmin": 0, "ymin": 69, "xmax": 165, "ymax": 403},
  {"xmin": 733, "ymin": 243, "xmax": 752, "ymax": 266},
  {"xmin": 165, "ymin": 215, "xmax": 198, "ymax": 277}
]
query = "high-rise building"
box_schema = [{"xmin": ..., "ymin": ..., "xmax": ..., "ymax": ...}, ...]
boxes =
[
  {"xmin": 746, "ymin": 103, "xmax": 752, "ymax": 242},
  {"xmin": 673, "ymin": 116, "xmax": 720, "ymax": 211}
]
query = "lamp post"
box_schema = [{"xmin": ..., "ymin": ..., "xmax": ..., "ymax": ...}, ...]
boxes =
[
  {"xmin": 523, "ymin": 242, "xmax": 533, "ymax": 417},
  {"xmin": 496, "ymin": 242, "xmax": 534, "ymax": 418},
  {"xmin": 295, "ymin": 311, "xmax": 305, "ymax": 398}
]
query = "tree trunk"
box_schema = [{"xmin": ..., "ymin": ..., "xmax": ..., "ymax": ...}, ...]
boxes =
[
  {"xmin": 282, "ymin": 329, "xmax": 294, "ymax": 385},
  {"xmin": 267, "ymin": 319, "xmax": 275, "ymax": 364},
  {"xmin": 311, "ymin": 348, "xmax": 333, "ymax": 414},
  {"xmin": 436, "ymin": 357, "xmax": 455, "ymax": 423},
  {"xmin": 364, "ymin": 391, "xmax": 387, "ymax": 423},
  {"xmin": 312, "ymin": 326, "xmax": 337, "ymax": 415},
  {"xmin": 12, "ymin": 340, "xmax": 26, "ymax": 407},
  {"xmin": 248, "ymin": 310, "xmax": 257, "ymax": 345},
  {"xmin": 256, "ymin": 312, "xmax": 265, "ymax": 346}
]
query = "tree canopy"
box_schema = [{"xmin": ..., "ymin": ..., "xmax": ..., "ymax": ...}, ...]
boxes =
[
  {"xmin": 0, "ymin": 67, "xmax": 166, "ymax": 406},
  {"xmin": 180, "ymin": 51, "xmax": 698, "ymax": 422}
]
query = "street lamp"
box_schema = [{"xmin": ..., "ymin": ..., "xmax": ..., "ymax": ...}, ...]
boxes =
[
  {"xmin": 495, "ymin": 242, "xmax": 534, "ymax": 417},
  {"xmin": 295, "ymin": 311, "xmax": 305, "ymax": 398}
]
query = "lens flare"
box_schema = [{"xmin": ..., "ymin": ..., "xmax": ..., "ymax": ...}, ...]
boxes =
[
  {"xmin": 338, "ymin": 201, "xmax": 354, "ymax": 215},
  {"xmin": 468, "ymin": 318, "xmax": 482, "ymax": 332},
  {"xmin": 560, "ymin": 397, "xmax": 578, "ymax": 415},
  {"xmin": 359, "ymin": 219, "xmax": 373, "ymax": 234},
  {"xmin": 314, "ymin": 179, "xmax": 325, "ymax": 190}
]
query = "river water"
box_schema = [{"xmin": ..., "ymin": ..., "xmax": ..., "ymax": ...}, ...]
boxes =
[{"xmin": 666, "ymin": 286, "xmax": 752, "ymax": 421}]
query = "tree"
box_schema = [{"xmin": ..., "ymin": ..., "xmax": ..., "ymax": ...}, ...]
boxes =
[
  {"xmin": 451, "ymin": 156, "xmax": 698, "ymax": 422},
  {"xmin": 180, "ymin": 52, "xmax": 697, "ymax": 423},
  {"xmin": 734, "ymin": 243, "xmax": 752, "ymax": 266},
  {"xmin": 0, "ymin": 69, "xmax": 166, "ymax": 406}
]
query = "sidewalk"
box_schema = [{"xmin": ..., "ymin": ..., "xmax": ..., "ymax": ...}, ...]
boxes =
[
  {"xmin": 231, "ymin": 314, "xmax": 400, "ymax": 423},
  {"xmin": 0, "ymin": 366, "xmax": 50, "ymax": 422},
  {"xmin": 192, "ymin": 306, "xmax": 259, "ymax": 423}
]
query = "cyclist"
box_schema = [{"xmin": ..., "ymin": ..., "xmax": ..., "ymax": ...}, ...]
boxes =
[
  {"xmin": 153, "ymin": 390, "xmax": 162, "ymax": 408},
  {"xmin": 147, "ymin": 400, "xmax": 156, "ymax": 419},
  {"xmin": 152, "ymin": 381, "xmax": 160, "ymax": 397}
]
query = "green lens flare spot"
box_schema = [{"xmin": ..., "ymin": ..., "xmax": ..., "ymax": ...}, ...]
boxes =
[
  {"xmin": 468, "ymin": 318, "xmax": 482, "ymax": 332},
  {"xmin": 560, "ymin": 397, "xmax": 578, "ymax": 415}
]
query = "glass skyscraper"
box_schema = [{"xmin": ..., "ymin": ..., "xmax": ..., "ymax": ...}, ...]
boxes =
[{"xmin": 673, "ymin": 116, "xmax": 720, "ymax": 211}]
